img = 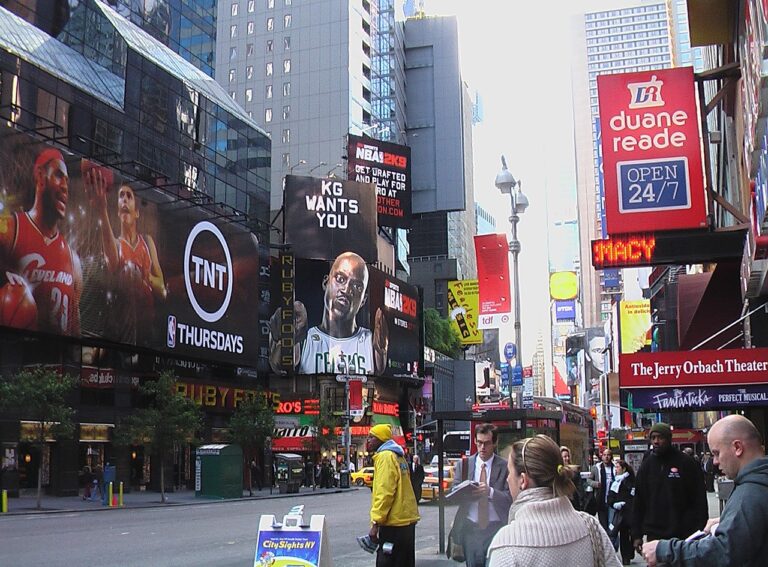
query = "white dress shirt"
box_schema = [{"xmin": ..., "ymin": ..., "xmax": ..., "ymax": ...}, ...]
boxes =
[{"xmin": 467, "ymin": 454, "xmax": 501, "ymax": 524}]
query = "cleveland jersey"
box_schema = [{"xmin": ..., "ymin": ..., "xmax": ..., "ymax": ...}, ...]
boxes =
[
  {"xmin": 10, "ymin": 212, "xmax": 77, "ymax": 334},
  {"xmin": 118, "ymin": 234, "xmax": 151, "ymax": 280},
  {"xmin": 299, "ymin": 326, "xmax": 373, "ymax": 374}
]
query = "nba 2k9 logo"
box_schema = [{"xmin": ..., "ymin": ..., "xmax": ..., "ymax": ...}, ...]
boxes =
[{"xmin": 168, "ymin": 221, "xmax": 243, "ymax": 354}]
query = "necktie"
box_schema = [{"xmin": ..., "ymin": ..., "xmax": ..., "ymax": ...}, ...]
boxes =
[{"xmin": 478, "ymin": 463, "xmax": 489, "ymax": 529}]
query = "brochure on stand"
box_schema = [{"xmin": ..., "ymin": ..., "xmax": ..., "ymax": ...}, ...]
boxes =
[{"xmin": 445, "ymin": 480, "xmax": 478, "ymax": 500}]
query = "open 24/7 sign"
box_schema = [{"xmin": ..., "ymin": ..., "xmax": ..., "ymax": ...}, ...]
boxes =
[{"xmin": 597, "ymin": 67, "xmax": 707, "ymax": 234}]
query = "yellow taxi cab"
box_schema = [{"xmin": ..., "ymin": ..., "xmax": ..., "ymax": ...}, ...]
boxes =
[
  {"xmin": 351, "ymin": 466, "xmax": 375, "ymax": 487},
  {"xmin": 420, "ymin": 465, "xmax": 455, "ymax": 501}
]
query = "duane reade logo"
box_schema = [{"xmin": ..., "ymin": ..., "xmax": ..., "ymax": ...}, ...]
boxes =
[
  {"xmin": 627, "ymin": 75, "xmax": 664, "ymax": 109},
  {"xmin": 184, "ymin": 221, "xmax": 233, "ymax": 323}
]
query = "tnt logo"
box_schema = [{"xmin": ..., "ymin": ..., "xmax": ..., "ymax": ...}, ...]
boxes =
[
  {"xmin": 167, "ymin": 315, "xmax": 176, "ymax": 348},
  {"xmin": 183, "ymin": 221, "xmax": 233, "ymax": 323},
  {"xmin": 627, "ymin": 75, "xmax": 664, "ymax": 109}
]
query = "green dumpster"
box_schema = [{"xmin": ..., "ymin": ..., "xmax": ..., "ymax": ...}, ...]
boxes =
[{"xmin": 195, "ymin": 444, "xmax": 243, "ymax": 499}]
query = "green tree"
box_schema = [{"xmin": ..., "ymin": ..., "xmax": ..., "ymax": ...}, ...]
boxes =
[
  {"xmin": 227, "ymin": 395, "xmax": 274, "ymax": 495},
  {"xmin": 305, "ymin": 400, "xmax": 340, "ymax": 456},
  {"xmin": 424, "ymin": 307, "xmax": 462, "ymax": 358},
  {"xmin": 0, "ymin": 367, "xmax": 77, "ymax": 510},
  {"xmin": 115, "ymin": 371, "xmax": 203, "ymax": 503}
]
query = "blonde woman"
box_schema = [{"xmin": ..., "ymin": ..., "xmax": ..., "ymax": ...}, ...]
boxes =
[{"xmin": 487, "ymin": 435, "xmax": 620, "ymax": 567}]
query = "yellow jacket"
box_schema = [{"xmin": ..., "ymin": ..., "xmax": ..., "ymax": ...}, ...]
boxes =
[{"xmin": 370, "ymin": 441, "xmax": 420, "ymax": 527}]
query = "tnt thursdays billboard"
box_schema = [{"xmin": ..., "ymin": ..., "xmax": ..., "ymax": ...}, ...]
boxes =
[{"xmin": 597, "ymin": 67, "xmax": 707, "ymax": 234}]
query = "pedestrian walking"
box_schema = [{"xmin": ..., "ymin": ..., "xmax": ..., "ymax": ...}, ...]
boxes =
[
  {"xmin": 91, "ymin": 465, "xmax": 103, "ymax": 502},
  {"xmin": 607, "ymin": 459, "xmax": 635, "ymax": 565},
  {"xmin": 642, "ymin": 414, "xmax": 768, "ymax": 566},
  {"xmin": 366, "ymin": 423, "xmax": 419, "ymax": 567},
  {"xmin": 305, "ymin": 459, "xmax": 315, "ymax": 488},
  {"xmin": 409, "ymin": 455, "xmax": 425, "ymax": 503},
  {"xmin": 560, "ymin": 446, "xmax": 584, "ymax": 511},
  {"xmin": 250, "ymin": 459, "xmax": 262, "ymax": 491},
  {"xmin": 702, "ymin": 451, "xmax": 716, "ymax": 492},
  {"xmin": 81, "ymin": 466, "xmax": 92, "ymax": 500},
  {"xmin": 449, "ymin": 423, "xmax": 513, "ymax": 567},
  {"xmin": 631, "ymin": 422, "xmax": 707, "ymax": 554},
  {"xmin": 486, "ymin": 434, "xmax": 620, "ymax": 567},
  {"xmin": 587, "ymin": 448, "xmax": 616, "ymax": 533}
]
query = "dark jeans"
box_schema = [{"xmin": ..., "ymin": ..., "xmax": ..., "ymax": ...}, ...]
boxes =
[
  {"xmin": 617, "ymin": 526, "xmax": 634, "ymax": 564},
  {"xmin": 376, "ymin": 523, "xmax": 416, "ymax": 567},
  {"xmin": 463, "ymin": 520, "xmax": 504, "ymax": 567},
  {"xmin": 597, "ymin": 506, "xmax": 611, "ymax": 533}
]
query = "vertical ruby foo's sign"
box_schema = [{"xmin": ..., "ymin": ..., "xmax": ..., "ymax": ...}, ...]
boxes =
[
  {"xmin": 620, "ymin": 348, "xmax": 768, "ymax": 388},
  {"xmin": 597, "ymin": 67, "xmax": 707, "ymax": 235},
  {"xmin": 279, "ymin": 251, "xmax": 295, "ymax": 374}
]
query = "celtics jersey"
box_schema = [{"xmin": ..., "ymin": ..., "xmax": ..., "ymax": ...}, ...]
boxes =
[{"xmin": 299, "ymin": 326, "xmax": 373, "ymax": 375}]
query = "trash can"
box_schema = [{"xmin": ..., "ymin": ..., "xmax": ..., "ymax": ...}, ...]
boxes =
[
  {"xmin": 102, "ymin": 464, "xmax": 116, "ymax": 506},
  {"xmin": 339, "ymin": 468, "xmax": 350, "ymax": 489},
  {"xmin": 275, "ymin": 453, "xmax": 304, "ymax": 494},
  {"xmin": 717, "ymin": 478, "xmax": 734, "ymax": 513}
]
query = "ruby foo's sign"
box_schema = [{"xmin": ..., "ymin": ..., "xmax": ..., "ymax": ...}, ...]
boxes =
[{"xmin": 620, "ymin": 348, "xmax": 768, "ymax": 388}]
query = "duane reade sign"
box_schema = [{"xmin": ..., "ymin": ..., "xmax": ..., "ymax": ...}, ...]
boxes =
[
  {"xmin": 597, "ymin": 67, "xmax": 707, "ymax": 235},
  {"xmin": 620, "ymin": 348, "xmax": 768, "ymax": 388}
]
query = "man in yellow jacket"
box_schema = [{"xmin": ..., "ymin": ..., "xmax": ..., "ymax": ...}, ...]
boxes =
[{"xmin": 366, "ymin": 423, "xmax": 420, "ymax": 566}]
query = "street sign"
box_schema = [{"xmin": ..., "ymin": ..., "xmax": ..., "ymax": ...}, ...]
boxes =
[
  {"xmin": 349, "ymin": 409, "xmax": 364, "ymax": 418},
  {"xmin": 511, "ymin": 365, "xmax": 523, "ymax": 387},
  {"xmin": 335, "ymin": 374, "xmax": 368, "ymax": 383}
]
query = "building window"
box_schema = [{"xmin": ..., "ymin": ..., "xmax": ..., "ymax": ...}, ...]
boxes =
[
  {"xmin": 268, "ymin": 0, "xmax": 274, "ymax": 7},
  {"xmin": 267, "ymin": 39, "xmax": 273, "ymax": 52},
  {"xmin": 265, "ymin": 108, "xmax": 273, "ymax": 122},
  {"xmin": 231, "ymin": 2, "xmax": 238, "ymax": 16},
  {"xmin": 284, "ymin": 14, "xmax": 292, "ymax": 28},
  {"xmin": 230, "ymin": 24, "xmax": 237, "ymax": 38},
  {"xmin": 266, "ymin": 84, "xmax": 273, "ymax": 98},
  {"xmin": 267, "ymin": 17, "xmax": 274, "ymax": 31},
  {"xmin": 229, "ymin": 47, "xmax": 237, "ymax": 61},
  {"xmin": 228, "ymin": 69, "xmax": 236, "ymax": 82},
  {"xmin": 282, "ymin": 153, "xmax": 290, "ymax": 167},
  {"xmin": 285, "ymin": 0, "xmax": 291, "ymax": 5},
  {"xmin": 247, "ymin": 43, "xmax": 254, "ymax": 56},
  {"xmin": 282, "ymin": 129, "xmax": 290, "ymax": 143},
  {"xmin": 248, "ymin": 110, "xmax": 253, "ymax": 118},
  {"xmin": 284, "ymin": 36, "xmax": 291, "ymax": 50},
  {"xmin": 248, "ymin": 21, "xmax": 254, "ymax": 34},
  {"xmin": 282, "ymin": 105, "xmax": 290, "ymax": 120},
  {"xmin": 245, "ymin": 88, "xmax": 253, "ymax": 102},
  {"xmin": 246, "ymin": 65, "xmax": 253, "ymax": 79},
  {"xmin": 266, "ymin": 62, "xmax": 273, "ymax": 76},
  {"xmin": 248, "ymin": 0, "xmax": 255, "ymax": 12},
  {"xmin": 283, "ymin": 82, "xmax": 290, "ymax": 96},
  {"xmin": 283, "ymin": 59, "xmax": 291, "ymax": 74},
  {"xmin": 230, "ymin": 91, "xmax": 236, "ymax": 101}
]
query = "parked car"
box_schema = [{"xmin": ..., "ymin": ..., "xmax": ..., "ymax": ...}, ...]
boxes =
[
  {"xmin": 421, "ymin": 465, "xmax": 455, "ymax": 501},
  {"xmin": 350, "ymin": 466, "xmax": 375, "ymax": 487}
]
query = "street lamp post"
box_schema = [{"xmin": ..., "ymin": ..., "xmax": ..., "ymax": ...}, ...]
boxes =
[{"xmin": 495, "ymin": 156, "xmax": 529, "ymax": 400}]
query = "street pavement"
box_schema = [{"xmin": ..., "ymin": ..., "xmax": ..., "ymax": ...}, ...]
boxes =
[{"xmin": 0, "ymin": 486, "xmax": 721, "ymax": 566}]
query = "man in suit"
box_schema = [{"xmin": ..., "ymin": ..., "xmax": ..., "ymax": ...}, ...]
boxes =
[
  {"xmin": 451, "ymin": 423, "xmax": 513, "ymax": 567},
  {"xmin": 410, "ymin": 454, "xmax": 425, "ymax": 503},
  {"xmin": 588, "ymin": 448, "xmax": 616, "ymax": 532}
]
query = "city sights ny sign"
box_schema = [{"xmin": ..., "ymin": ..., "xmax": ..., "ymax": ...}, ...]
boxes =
[{"xmin": 597, "ymin": 67, "xmax": 707, "ymax": 235}]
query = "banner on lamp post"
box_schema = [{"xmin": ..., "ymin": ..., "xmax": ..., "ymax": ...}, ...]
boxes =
[{"xmin": 474, "ymin": 234, "xmax": 511, "ymax": 329}]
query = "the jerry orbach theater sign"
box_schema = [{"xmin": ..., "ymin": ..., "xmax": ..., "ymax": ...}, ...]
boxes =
[{"xmin": 620, "ymin": 348, "xmax": 768, "ymax": 388}]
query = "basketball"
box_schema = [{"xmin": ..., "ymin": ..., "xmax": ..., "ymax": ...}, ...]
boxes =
[{"xmin": 0, "ymin": 281, "xmax": 38, "ymax": 330}]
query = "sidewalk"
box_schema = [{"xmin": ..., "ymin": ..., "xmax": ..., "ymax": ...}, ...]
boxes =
[{"xmin": 1, "ymin": 484, "xmax": 350, "ymax": 516}]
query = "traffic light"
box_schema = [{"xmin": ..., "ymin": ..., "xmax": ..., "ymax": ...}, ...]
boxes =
[{"xmin": 405, "ymin": 432, "xmax": 413, "ymax": 443}]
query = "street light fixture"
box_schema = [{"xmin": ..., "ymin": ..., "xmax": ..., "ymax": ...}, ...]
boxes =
[
  {"xmin": 326, "ymin": 163, "xmax": 344, "ymax": 178},
  {"xmin": 309, "ymin": 161, "xmax": 328, "ymax": 174},
  {"xmin": 288, "ymin": 159, "xmax": 307, "ymax": 174},
  {"xmin": 495, "ymin": 155, "xmax": 528, "ymax": 398}
]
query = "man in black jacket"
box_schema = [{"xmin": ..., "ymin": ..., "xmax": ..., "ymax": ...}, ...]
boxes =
[
  {"xmin": 632, "ymin": 422, "xmax": 708, "ymax": 553},
  {"xmin": 587, "ymin": 448, "xmax": 616, "ymax": 532}
]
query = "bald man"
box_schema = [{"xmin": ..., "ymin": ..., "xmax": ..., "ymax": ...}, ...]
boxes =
[
  {"xmin": 642, "ymin": 415, "xmax": 768, "ymax": 566},
  {"xmin": 269, "ymin": 251, "xmax": 388, "ymax": 375}
]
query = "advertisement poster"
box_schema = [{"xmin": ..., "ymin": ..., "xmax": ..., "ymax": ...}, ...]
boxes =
[
  {"xmin": 0, "ymin": 126, "xmax": 261, "ymax": 365},
  {"xmin": 368, "ymin": 269, "xmax": 422, "ymax": 379},
  {"xmin": 619, "ymin": 299, "xmax": 652, "ymax": 354},
  {"xmin": 284, "ymin": 175, "xmax": 377, "ymax": 262},
  {"xmin": 254, "ymin": 529, "xmax": 321, "ymax": 567},
  {"xmin": 347, "ymin": 134, "xmax": 411, "ymax": 229},
  {"xmin": 269, "ymin": 256, "xmax": 420, "ymax": 378},
  {"xmin": 447, "ymin": 280, "xmax": 482, "ymax": 345},
  {"xmin": 626, "ymin": 384, "xmax": 768, "ymax": 411},
  {"xmin": 597, "ymin": 67, "xmax": 707, "ymax": 234},
  {"xmin": 474, "ymin": 234, "xmax": 511, "ymax": 329}
]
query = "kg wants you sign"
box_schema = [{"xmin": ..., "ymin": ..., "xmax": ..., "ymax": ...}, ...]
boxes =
[{"xmin": 597, "ymin": 67, "xmax": 706, "ymax": 235}]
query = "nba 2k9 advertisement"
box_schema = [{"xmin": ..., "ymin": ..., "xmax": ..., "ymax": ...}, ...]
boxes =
[
  {"xmin": 269, "ymin": 254, "xmax": 420, "ymax": 378},
  {"xmin": 368, "ymin": 269, "xmax": 421, "ymax": 380},
  {"xmin": 347, "ymin": 134, "xmax": 411, "ymax": 229},
  {"xmin": 597, "ymin": 67, "xmax": 707, "ymax": 234},
  {"xmin": 283, "ymin": 175, "xmax": 377, "ymax": 262},
  {"xmin": 0, "ymin": 126, "xmax": 260, "ymax": 365}
]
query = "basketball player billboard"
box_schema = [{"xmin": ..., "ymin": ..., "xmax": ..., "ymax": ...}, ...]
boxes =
[
  {"xmin": 367, "ymin": 268, "xmax": 422, "ymax": 380},
  {"xmin": 283, "ymin": 175, "xmax": 377, "ymax": 262},
  {"xmin": 0, "ymin": 126, "xmax": 261, "ymax": 365},
  {"xmin": 346, "ymin": 134, "xmax": 412, "ymax": 229},
  {"xmin": 268, "ymin": 253, "xmax": 390, "ymax": 376}
]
